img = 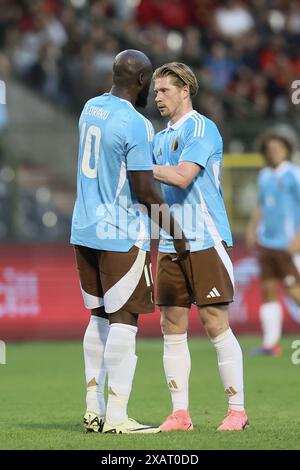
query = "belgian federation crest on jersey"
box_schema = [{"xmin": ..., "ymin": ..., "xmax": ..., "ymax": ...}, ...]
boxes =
[
  {"xmin": 157, "ymin": 148, "xmax": 162, "ymax": 159},
  {"xmin": 171, "ymin": 136, "xmax": 179, "ymax": 151}
]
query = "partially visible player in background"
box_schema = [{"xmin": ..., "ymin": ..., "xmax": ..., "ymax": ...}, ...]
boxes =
[
  {"xmin": 246, "ymin": 132, "xmax": 300, "ymax": 356},
  {"xmin": 152, "ymin": 62, "xmax": 248, "ymax": 431},
  {"xmin": 71, "ymin": 50, "xmax": 187, "ymax": 434}
]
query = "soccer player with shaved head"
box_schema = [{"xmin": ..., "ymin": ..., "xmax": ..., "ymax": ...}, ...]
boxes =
[{"xmin": 71, "ymin": 50, "xmax": 187, "ymax": 434}]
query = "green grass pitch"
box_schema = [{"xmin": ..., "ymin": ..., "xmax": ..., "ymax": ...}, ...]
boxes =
[{"xmin": 0, "ymin": 336, "xmax": 299, "ymax": 450}]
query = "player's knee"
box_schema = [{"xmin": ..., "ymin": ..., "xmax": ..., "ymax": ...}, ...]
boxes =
[
  {"xmin": 262, "ymin": 281, "xmax": 278, "ymax": 302},
  {"xmin": 262, "ymin": 291, "xmax": 277, "ymax": 303},
  {"xmin": 205, "ymin": 323, "xmax": 227, "ymax": 339},
  {"xmin": 109, "ymin": 310, "xmax": 139, "ymax": 327},
  {"xmin": 201, "ymin": 314, "xmax": 228, "ymax": 339},
  {"xmin": 91, "ymin": 307, "xmax": 108, "ymax": 319},
  {"xmin": 286, "ymin": 284, "xmax": 300, "ymax": 304},
  {"xmin": 199, "ymin": 304, "xmax": 229, "ymax": 338},
  {"xmin": 160, "ymin": 314, "xmax": 186, "ymax": 335},
  {"xmin": 160, "ymin": 315, "xmax": 172, "ymax": 334}
]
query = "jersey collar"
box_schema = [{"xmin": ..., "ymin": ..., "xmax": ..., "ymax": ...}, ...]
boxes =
[
  {"xmin": 104, "ymin": 92, "xmax": 134, "ymax": 108},
  {"xmin": 167, "ymin": 110, "xmax": 196, "ymax": 131},
  {"xmin": 272, "ymin": 160, "xmax": 292, "ymax": 175}
]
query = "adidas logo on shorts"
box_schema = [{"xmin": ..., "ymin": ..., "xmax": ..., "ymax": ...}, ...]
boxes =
[{"xmin": 206, "ymin": 287, "xmax": 221, "ymax": 298}]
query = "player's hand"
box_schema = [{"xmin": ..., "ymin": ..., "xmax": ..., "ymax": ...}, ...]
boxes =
[{"xmin": 172, "ymin": 237, "xmax": 190, "ymax": 262}]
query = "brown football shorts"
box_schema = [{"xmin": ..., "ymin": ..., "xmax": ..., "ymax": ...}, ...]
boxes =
[
  {"xmin": 156, "ymin": 241, "xmax": 234, "ymax": 307},
  {"xmin": 258, "ymin": 245, "xmax": 300, "ymax": 286},
  {"xmin": 74, "ymin": 245, "xmax": 155, "ymax": 314}
]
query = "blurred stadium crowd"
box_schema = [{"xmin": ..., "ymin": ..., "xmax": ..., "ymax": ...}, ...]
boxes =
[{"xmin": 1, "ymin": 0, "xmax": 300, "ymax": 126}]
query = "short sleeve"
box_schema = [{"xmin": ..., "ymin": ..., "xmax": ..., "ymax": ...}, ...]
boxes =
[
  {"xmin": 179, "ymin": 117, "xmax": 221, "ymax": 168},
  {"xmin": 257, "ymin": 170, "xmax": 265, "ymax": 205},
  {"xmin": 291, "ymin": 167, "xmax": 300, "ymax": 202},
  {"xmin": 153, "ymin": 132, "xmax": 162, "ymax": 164},
  {"xmin": 125, "ymin": 114, "xmax": 154, "ymax": 171}
]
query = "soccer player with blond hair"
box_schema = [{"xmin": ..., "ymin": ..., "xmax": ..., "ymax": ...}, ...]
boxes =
[{"xmin": 152, "ymin": 62, "xmax": 249, "ymax": 431}]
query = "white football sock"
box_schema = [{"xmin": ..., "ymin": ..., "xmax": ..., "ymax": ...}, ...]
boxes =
[
  {"xmin": 163, "ymin": 333, "xmax": 191, "ymax": 412},
  {"xmin": 260, "ymin": 302, "xmax": 283, "ymax": 348},
  {"xmin": 104, "ymin": 323, "xmax": 138, "ymax": 425},
  {"xmin": 83, "ymin": 315, "xmax": 109, "ymax": 415},
  {"xmin": 211, "ymin": 328, "xmax": 244, "ymax": 412}
]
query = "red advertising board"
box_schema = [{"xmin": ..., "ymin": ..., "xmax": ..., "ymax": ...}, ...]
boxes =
[{"xmin": 0, "ymin": 243, "xmax": 300, "ymax": 341}]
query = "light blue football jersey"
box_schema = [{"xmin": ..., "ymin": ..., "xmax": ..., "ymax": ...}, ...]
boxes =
[
  {"xmin": 153, "ymin": 110, "xmax": 232, "ymax": 253},
  {"xmin": 71, "ymin": 93, "xmax": 154, "ymax": 252},
  {"xmin": 257, "ymin": 161, "xmax": 300, "ymax": 249}
]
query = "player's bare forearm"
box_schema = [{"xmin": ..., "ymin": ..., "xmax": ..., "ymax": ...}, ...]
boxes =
[
  {"xmin": 153, "ymin": 162, "xmax": 200, "ymax": 190},
  {"xmin": 153, "ymin": 164, "xmax": 186, "ymax": 188}
]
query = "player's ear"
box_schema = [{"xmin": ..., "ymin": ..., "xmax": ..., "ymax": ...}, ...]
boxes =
[
  {"xmin": 138, "ymin": 72, "xmax": 144, "ymax": 86},
  {"xmin": 183, "ymin": 84, "xmax": 190, "ymax": 99}
]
